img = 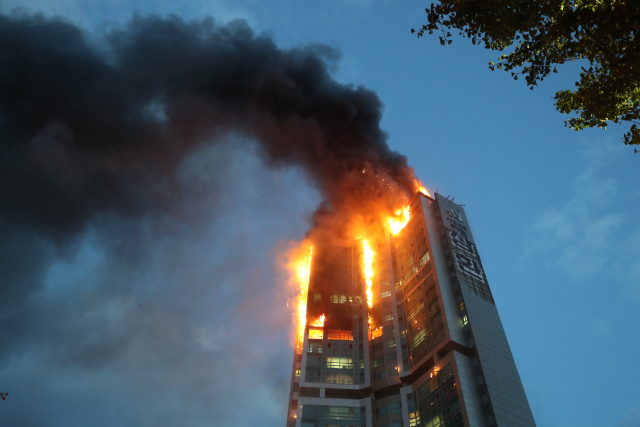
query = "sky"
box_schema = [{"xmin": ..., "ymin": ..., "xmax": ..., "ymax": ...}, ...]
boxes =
[{"xmin": 0, "ymin": 1, "xmax": 639, "ymax": 427}]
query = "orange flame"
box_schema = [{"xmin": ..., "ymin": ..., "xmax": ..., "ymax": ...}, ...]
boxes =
[
  {"xmin": 418, "ymin": 186, "xmax": 430, "ymax": 197},
  {"xmin": 311, "ymin": 314, "xmax": 325, "ymax": 327},
  {"xmin": 362, "ymin": 240, "xmax": 374, "ymax": 309},
  {"xmin": 371, "ymin": 327, "xmax": 383, "ymax": 339},
  {"xmin": 412, "ymin": 178, "xmax": 431, "ymax": 197},
  {"xmin": 387, "ymin": 207, "xmax": 410, "ymax": 235},
  {"xmin": 295, "ymin": 246, "xmax": 313, "ymax": 344}
]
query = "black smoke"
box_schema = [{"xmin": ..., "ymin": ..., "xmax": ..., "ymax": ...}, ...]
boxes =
[
  {"xmin": 0, "ymin": 12, "xmax": 418, "ymax": 426},
  {"xmin": 1, "ymin": 12, "xmax": 415, "ymax": 245}
]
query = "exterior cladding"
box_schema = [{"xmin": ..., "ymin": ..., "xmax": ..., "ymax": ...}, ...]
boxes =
[
  {"xmin": 433, "ymin": 194, "xmax": 536, "ymax": 427},
  {"xmin": 459, "ymin": 288, "xmax": 535, "ymax": 426},
  {"xmin": 452, "ymin": 351, "xmax": 488, "ymax": 427},
  {"xmin": 418, "ymin": 196, "xmax": 467, "ymax": 347},
  {"xmin": 284, "ymin": 192, "xmax": 536, "ymax": 427}
]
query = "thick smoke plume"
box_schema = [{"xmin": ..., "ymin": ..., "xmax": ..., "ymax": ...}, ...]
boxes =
[
  {"xmin": 0, "ymin": 13, "xmax": 423, "ymax": 425},
  {"xmin": 1, "ymin": 12, "xmax": 419, "ymax": 250}
]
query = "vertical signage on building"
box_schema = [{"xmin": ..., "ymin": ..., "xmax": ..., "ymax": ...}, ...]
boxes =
[{"xmin": 435, "ymin": 194, "xmax": 486, "ymax": 284}]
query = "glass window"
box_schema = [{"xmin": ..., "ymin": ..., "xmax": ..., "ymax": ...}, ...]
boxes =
[
  {"xmin": 373, "ymin": 356, "xmax": 385, "ymax": 367},
  {"xmin": 390, "ymin": 402, "xmax": 401, "ymax": 413},
  {"xmin": 308, "ymin": 342, "xmax": 322, "ymax": 353},
  {"xmin": 326, "ymin": 357, "xmax": 353, "ymax": 369},
  {"xmin": 325, "ymin": 406, "xmax": 354, "ymax": 420},
  {"xmin": 386, "ymin": 353, "xmax": 397, "ymax": 361},
  {"xmin": 391, "ymin": 421, "xmax": 403, "ymax": 427},
  {"xmin": 325, "ymin": 372, "xmax": 354, "ymax": 385},
  {"xmin": 385, "ymin": 339, "xmax": 396, "ymax": 348},
  {"xmin": 377, "ymin": 405, "xmax": 388, "ymax": 417},
  {"xmin": 314, "ymin": 294, "xmax": 322, "ymax": 302},
  {"xmin": 329, "ymin": 295, "xmax": 347, "ymax": 304}
]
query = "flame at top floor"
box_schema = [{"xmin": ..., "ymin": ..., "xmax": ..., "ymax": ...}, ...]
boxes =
[{"xmin": 387, "ymin": 207, "xmax": 411, "ymax": 235}]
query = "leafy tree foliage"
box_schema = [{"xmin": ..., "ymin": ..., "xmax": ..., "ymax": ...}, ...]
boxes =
[{"xmin": 413, "ymin": 1, "xmax": 640, "ymax": 147}]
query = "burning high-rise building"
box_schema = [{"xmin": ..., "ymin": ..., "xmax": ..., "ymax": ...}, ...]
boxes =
[{"xmin": 285, "ymin": 192, "xmax": 536, "ymax": 427}]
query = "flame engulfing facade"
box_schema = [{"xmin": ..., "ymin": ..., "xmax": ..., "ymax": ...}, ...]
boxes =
[{"xmin": 285, "ymin": 192, "xmax": 536, "ymax": 427}]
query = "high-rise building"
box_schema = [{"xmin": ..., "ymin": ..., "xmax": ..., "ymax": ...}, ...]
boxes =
[{"xmin": 285, "ymin": 192, "xmax": 536, "ymax": 427}]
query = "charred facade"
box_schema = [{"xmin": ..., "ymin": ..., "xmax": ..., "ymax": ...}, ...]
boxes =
[{"xmin": 285, "ymin": 192, "xmax": 536, "ymax": 427}]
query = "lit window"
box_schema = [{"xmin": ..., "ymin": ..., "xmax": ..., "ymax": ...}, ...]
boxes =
[
  {"xmin": 327, "ymin": 330, "xmax": 353, "ymax": 341},
  {"xmin": 381, "ymin": 290, "xmax": 391, "ymax": 298},
  {"xmin": 462, "ymin": 315, "xmax": 468, "ymax": 326},
  {"xmin": 329, "ymin": 295, "xmax": 348, "ymax": 304},
  {"xmin": 295, "ymin": 369, "xmax": 301, "ymax": 377},
  {"xmin": 383, "ymin": 313, "xmax": 393, "ymax": 322},
  {"xmin": 326, "ymin": 357, "xmax": 353, "ymax": 369},
  {"xmin": 459, "ymin": 301, "xmax": 465, "ymax": 310},
  {"xmin": 314, "ymin": 294, "xmax": 322, "ymax": 302},
  {"xmin": 385, "ymin": 339, "xmax": 396, "ymax": 348},
  {"xmin": 309, "ymin": 328, "xmax": 323, "ymax": 340}
]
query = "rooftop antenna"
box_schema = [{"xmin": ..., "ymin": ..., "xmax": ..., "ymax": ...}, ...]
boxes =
[{"xmin": 451, "ymin": 198, "xmax": 455, "ymax": 202}]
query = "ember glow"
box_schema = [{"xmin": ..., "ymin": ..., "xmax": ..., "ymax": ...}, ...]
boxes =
[{"xmin": 387, "ymin": 207, "xmax": 411, "ymax": 235}]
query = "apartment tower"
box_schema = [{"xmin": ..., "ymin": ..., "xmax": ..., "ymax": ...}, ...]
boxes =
[{"xmin": 285, "ymin": 192, "xmax": 536, "ymax": 427}]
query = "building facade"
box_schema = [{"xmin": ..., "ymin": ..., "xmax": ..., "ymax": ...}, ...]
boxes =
[{"xmin": 285, "ymin": 192, "xmax": 536, "ymax": 427}]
